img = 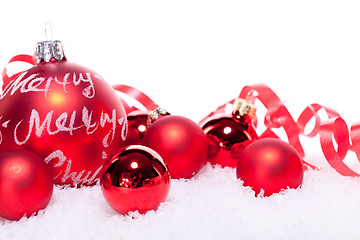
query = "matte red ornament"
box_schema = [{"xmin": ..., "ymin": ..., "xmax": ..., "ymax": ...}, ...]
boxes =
[
  {"xmin": 236, "ymin": 138, "xmax": 304, "ymax": 196},
  {"xmin": 0, "ymin": 41, "xmax": 127, "ymax": 186},
  {"xmin": 142, "ymin": 115, "xmax": 208, "ymax": 179},
  {"xmin": 0, "ymin": 150, "xmax": 53, "ymax": 221},
  {"xmin": 202, "ymin": 99, "xmax": 258, "ymax": 168},
  {"xmin": 100, "ymin": 145, "xmax": 170, "ymax": 215}
]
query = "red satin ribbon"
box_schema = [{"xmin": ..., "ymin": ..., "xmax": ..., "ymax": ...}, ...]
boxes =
[
  {"xmin": 2, "ymin": 54, "xmax": 36, "ymax": 90},
  {"xmin": 112, "ymin": 84, "xmax": 159, "ymax": 114}
]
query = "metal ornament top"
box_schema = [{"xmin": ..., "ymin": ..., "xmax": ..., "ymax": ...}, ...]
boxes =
[
  {"xmin": 232, "ymin": 98, "xmax": 256, "ymax": 118},
  {"xmin": 36, "ymin": 40, "xmax": 65, "ymax": 64},
  {"xmin": 147, "ymin": 107, "xmax": 171, "ymax": 126}
]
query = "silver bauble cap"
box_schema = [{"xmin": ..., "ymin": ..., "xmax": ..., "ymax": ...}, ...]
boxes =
[{"xmin": 36, "ymin": 40, "xmax": 65, "ymax": 63}]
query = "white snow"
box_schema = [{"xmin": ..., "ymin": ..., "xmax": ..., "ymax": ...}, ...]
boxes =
[
  {"xmin": 1, "ymin": 165, "xmax": 360, "ymax": 239},
  {"xmin": 1, "ymin": 0, "xmax": 360, "ymax": 239}
]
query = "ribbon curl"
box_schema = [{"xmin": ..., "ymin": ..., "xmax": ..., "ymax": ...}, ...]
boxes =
[
  {"xmin": 112, "ymin": 84, "xmax": 159, "ymax": 114},
  {"xmin": 2, "ymin": 54, "xmax": 36, "ymax": 91}
]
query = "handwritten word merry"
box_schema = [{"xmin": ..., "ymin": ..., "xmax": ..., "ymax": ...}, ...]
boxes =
[
  {"xmin": 1, "ymin": 71, "xmax": 97, "ymax": 99},
  {"xmin": 12, "ymin": 106, "xmax": 127, "ymax": 147}
]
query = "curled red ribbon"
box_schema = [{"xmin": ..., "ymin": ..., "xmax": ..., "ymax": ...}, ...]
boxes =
[
  {"xmin": 2, "ymin": 54, "xmax": 36, "ymax": 90},
  {"xmin": 112, "ymin": 84, "xmax": 159, "ymax": 114}
]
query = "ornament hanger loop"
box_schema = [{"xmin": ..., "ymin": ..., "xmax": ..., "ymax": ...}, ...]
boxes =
[
  {"xmin": 245, "ymin": 89, "xmax": 256, "ymax": 104},
  {"xmin": 44, "ymin": 22, "xmax": 53, "ymax": 41}
]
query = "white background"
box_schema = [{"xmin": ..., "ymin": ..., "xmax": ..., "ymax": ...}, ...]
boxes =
[
  {"xmin": 1, "ymin": 0, "xmax": 360, "ymax": 122},
  {"xmin": 1, "ymin": 1, "xmax": 360, "ymax": 239}
]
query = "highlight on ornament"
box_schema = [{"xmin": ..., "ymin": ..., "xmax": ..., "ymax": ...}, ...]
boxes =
[{"xmin": 100, "ymin": 145, "xmax": 171, "ymax": 215}]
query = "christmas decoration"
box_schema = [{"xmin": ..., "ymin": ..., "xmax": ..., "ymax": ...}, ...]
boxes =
[
  {"xmin": 0, "ymin": 150, "xmax": 53, "ymax": 221},
  {"xmin": 142, "ymin": 115, "xmax": 208, "ymax": 179},
  {"xmin": 0, "ymin": 39, "xmax": 127, "ymax": 186},
  {"xmin": 123, "ymin": 110, "xmax": 149, "ymax": 145},
  {"xmin": 123, "ymin": 108, "xmax": 170, "ymax": 146},
  {"xmin": 100, "ymin": 145, "xmax": 170, "ymax": 215},
  {"xmin": 236, "ymin": 138, "xmax": 304, "ymax": 197},
  {"xmin": 202, "ymin": 98, "xmax": 258, "ymax": 168}
]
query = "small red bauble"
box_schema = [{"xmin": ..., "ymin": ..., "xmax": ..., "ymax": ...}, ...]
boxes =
[
  {"xmin": 0, "ymin": 150, "xmax": 54, "ymax": 221},
  {"xmin": 0, "ymin": 41, "xmax": 127, "ymax": 186},
  {"xmin": 123, "ymin": 108, "xmax": 170, "ymax": 146},
  {"xmin": 142, "ymin": 115, "xmax": 208, "ymax": 179},
  {"xmin": 236, "ymin": 138, "xmax": 304, "ymax": 196},
  {"xmin": 202, "ymin": 99, "xmax": 258, "ymax": 168},
  {"xmin": 123, "ymin": 111, "xmax": 149, "ymax": 146},
  {"xmin": 100, "ymin": 145, "xmax": 170, "ymax": 215}
]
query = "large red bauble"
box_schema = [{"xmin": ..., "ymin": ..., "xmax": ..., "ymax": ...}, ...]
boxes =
[
  {"xmin": 202, "ymin": 113, "xmax": 258, "ymax": 168},
  {"xmin": 142, "ymin": 115, "xmax": 208, "ymax": 179},
  {"xmin": 100, "ymin": 145, "xmax": 170, "ymax": 215},
  {"xmin": 0, "ymin": 150, "xmax": 53, "ymax": 220},
  {"xmin": 0, "ymin": 60, "xmax": 127, "ymax": 186},
  {"xmin": 236, "ymin": 138, "xmax": 304, "ymax": 197}
]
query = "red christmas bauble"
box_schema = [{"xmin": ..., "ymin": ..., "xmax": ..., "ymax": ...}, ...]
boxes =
[
  {"xmin": 0, "ymin": 150, "xmax": 53, "ymax": 220},
  {"xmin": 123, "ymin": 108, "xmax": 170, "ymax": 146},
  {"xmin": 123, "ymin": 110, "xmax": 148, "ymax": 146},
  {"xmin": 236, "ymin": 138, "xmax": 304, "ymax": 196},
  {"xmin": 202, "ymin": 113, "xmax": 258, "ymax": 168},
  {"xmin": 142, "ymin": 115, "xmax": 208, "ymax": 179},
  {"xmin": 100, "ymin": 145, "xmax": 170, "ymax": 215},
  {"xmin": 0, "ymin": 59, "xmax": 127, "ymax": 186}
]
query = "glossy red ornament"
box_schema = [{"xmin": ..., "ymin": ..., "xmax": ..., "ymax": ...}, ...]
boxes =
[
  {"xmin": 0, "ymin": 42, "xmax": 127, "ymax": 186},
  {"xmin": 142, "ymin": 115, "xmax": 208, "ymax": 179},
  {"xmin": 236, "ymin": 138, "xmax": 304, "ymax": 197},
  {"xmin": 123, "ymin": 110, "xmax": 148, "ymax": 146},
  {"xmin": 100, "ymin": 145, "xmax": 170, "ymax": 215},
  {"xmin": 0, "ymin": 150, "xmax": 53, "ymax": 221},
  {"xmin": 202, "ymin": 98, "xmax": 258, "ymax": 168},
  {"xmin": 123, "ymin": 108, "xmax": 170, "ymax": 146}
]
